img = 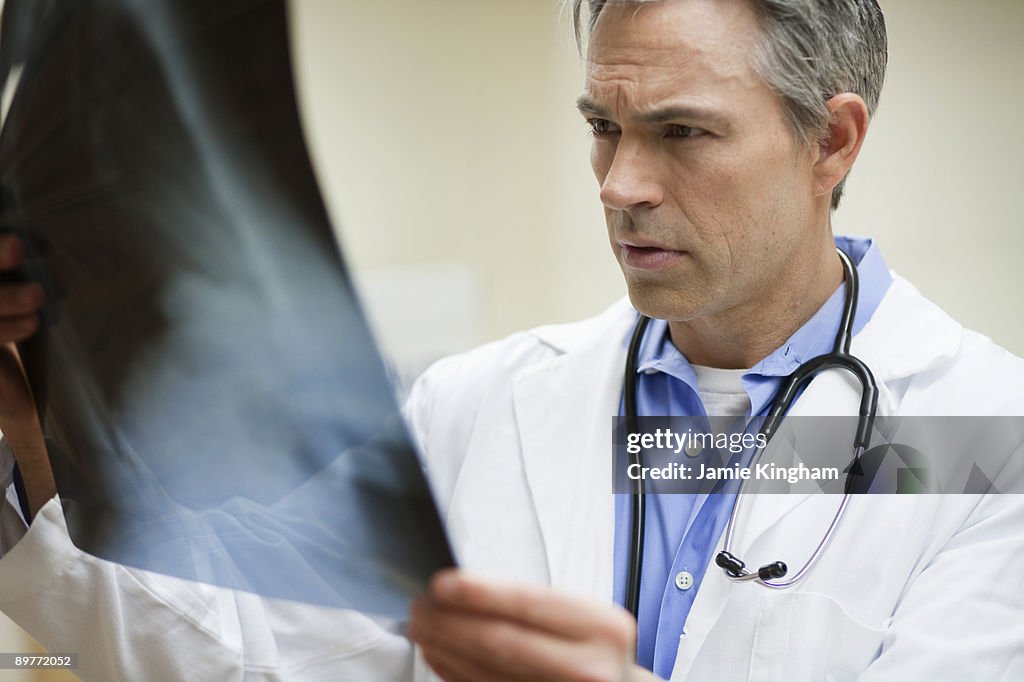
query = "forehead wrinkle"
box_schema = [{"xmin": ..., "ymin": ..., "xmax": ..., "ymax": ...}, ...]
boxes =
[{"xmin": 584, "ymin": 51, "xmax": 747, "ymax": 124}]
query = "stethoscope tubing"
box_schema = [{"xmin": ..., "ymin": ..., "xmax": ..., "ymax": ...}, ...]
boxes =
[{"xmin": 622, "ymin": 247, "xmax": 878, "ymax": 618}]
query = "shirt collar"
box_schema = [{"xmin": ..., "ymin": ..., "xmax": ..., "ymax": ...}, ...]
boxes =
[
  {"xmin": 632, "ymin": 236, "xmax": 892, "ymax": 409},
  {"xmin": 752, "ymin": 236, "xmax": 891, "ymax": 377}
]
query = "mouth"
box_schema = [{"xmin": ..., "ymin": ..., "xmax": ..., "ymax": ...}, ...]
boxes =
[{"xmin": 618, "ymin": 241, "xmax": 686, "ymax": 271}]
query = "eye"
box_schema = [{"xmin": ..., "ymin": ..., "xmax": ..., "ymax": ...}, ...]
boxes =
[
  {"xmin": 666, "ymin": 124, "xmax": 707, "ymax": 139},
  {"xmin": 587, "ymin": 118, "xmax": 620, "ymax": 137}
]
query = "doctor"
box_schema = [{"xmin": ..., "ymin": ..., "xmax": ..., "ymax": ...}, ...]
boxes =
[
  {"xmin": 403, "ymin": 0, "xmax": 1024, "ymax": 679},
  {"xmin": 0, "ymin": 0, "xmax": 1021, "ymax": 680}
]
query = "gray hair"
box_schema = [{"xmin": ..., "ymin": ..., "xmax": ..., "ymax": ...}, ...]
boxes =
[{"xmin": 570, "ymin": 0, "xmax": 888, "ymax": 210}]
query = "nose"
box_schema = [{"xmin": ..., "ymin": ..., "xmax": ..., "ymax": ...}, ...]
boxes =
[{"xmin": 598, "ymin": 141, "xmax": 663, "ymax": 212}]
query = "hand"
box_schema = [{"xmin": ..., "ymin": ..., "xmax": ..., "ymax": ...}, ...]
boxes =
[
  {"xmin": 409, "ymin": 569, "xmax": 657, "ymax": 682},
  {"xmin": 0, "ymin": 234, "xmax": 44, "ymax": 343}
]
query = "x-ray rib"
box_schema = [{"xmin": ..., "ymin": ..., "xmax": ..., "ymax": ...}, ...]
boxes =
[{"xmin": 0, "ymin": 0, "xmax": 454, "ymax": 616}]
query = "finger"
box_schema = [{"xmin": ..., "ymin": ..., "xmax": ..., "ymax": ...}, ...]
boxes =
[
  {"xmin": 0, "ymin": 316, "xmax": 39, "ymax": 344},
  {"xmin": 422, "ymin": 647, "xmax": 530, "ymax": 682},
  {"xmin": 410, "ymin": 596, "xmax": 627, "ymax": 682},
  {"xmin": 411, "ymin": 597, "xmax": 538, "ymax": 677},
  {"xmin": 421, "ymin": 657, "xmax": 466, "ymax": 682},
  {"xmin": 428, "ymin": 569, "xmax": 636, "ymax": 643},
  {"xmin": 0, "ymin": 282, "xmax": 45, "ymax": 317},
  {"xmin": 0, "ymin": 235, "xmax": 24, "ymax": 269}
]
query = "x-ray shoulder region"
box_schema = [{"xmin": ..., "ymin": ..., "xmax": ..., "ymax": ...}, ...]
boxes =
[{"xmin": 0, "ymin": 0, "xmax": 454, "ymax": 617}]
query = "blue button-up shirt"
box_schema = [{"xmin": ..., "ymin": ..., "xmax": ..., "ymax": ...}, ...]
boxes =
[{"xmin": 613, "ymin": 236, "xmax": 893, "ymax": 677}]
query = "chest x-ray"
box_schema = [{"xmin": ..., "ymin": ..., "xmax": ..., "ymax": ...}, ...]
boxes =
[{"xmin": 0, "ymin": 0, "xmax": 454, "ymax": 617}]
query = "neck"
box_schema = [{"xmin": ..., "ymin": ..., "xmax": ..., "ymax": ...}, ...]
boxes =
[{"xmin": 668, "ymin": 238, "xmax": 844, "ymax": 369}]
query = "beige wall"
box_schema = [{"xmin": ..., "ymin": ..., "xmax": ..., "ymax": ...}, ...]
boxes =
[
  {"xmin": 835, "ymin": 0, "xmax": 1024, "ymax": 355},
  {"xmin": 290, "ymin": 0, "xmax": 619, "ymax": 374}
]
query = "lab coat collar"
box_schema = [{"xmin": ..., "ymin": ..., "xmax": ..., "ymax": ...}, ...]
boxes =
[{"xmin": 530, "ymin": 274, "xmax": 961, "ymax": 383}]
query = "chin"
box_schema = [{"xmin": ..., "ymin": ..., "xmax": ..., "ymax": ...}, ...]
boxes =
[{"xmin": 625, "ymin": 279, "xmax": 704, "ymax": 322}]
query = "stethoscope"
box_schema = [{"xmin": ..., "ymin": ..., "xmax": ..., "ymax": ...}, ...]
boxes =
[{"xmin": 622, "ymin": 247, "xmax": 878, "ymax": 619}]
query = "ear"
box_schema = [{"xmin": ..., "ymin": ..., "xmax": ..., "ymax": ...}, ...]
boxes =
[{"xmin": 813, "ymin": 93, "xmax": 870, "ymax": 202}]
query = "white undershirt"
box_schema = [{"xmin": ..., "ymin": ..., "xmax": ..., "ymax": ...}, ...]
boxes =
[
  {"xmin": 681, "ymin": 365, "xmax": 753, "ymax": 538},
  {"xmin": 691, "ymin": 364, "xmax": 751, "ymax": 418}
]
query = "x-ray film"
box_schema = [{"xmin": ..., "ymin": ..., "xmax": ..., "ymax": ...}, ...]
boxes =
[{"xmin": 0, "ymin": 0, "xmax": 454, "ymax": 617}]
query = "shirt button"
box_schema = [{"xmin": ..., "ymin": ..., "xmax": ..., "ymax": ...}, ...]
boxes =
[
  {"xmin": 685, "ymin": 442, "xmax": 702, "ymax": 457},
  {"xmin": 675, "ymin": 571, "xmax": 694, "ymax": 591}
]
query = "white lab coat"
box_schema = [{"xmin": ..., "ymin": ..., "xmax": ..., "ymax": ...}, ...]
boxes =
[{"xmin": 0, "ymin": 273, "xmax": 1022, "ymax": 681}]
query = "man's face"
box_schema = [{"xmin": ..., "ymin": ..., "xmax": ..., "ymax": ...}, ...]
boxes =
[{"xmin": 580, "ymin": 0, "xmax": 822, "ymax": 323}]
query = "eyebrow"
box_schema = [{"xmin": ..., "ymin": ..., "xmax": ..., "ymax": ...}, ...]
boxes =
[
  {"xmin": 575, "ymin": 95, "xmax": 612, "ymax": 118},
  {"xmin": 575, "ymin": 95, "xmax": 731, "ymax": 130}
]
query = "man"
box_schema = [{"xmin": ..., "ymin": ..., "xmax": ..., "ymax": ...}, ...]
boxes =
[{"xmin": 0, "ymin": 0, "xmax": 1021, "ymax": 680}]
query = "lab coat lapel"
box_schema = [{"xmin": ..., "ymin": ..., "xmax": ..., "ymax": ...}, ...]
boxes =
[
  {"xmin": 671, "ymin": 362, "xmax": 889, "ymax": 682},
  {"xmin": 673, "ymin": 276, "xmax": 962, "ymax": 679},
  {"xmin": 512, "ymin": 318, "xmax": 629, "ymax": 601}
]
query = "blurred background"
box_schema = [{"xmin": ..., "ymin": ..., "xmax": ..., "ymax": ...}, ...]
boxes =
[{"xmin": 1, "ymin": 0, "xmax": 1021, "ymax": 678}]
